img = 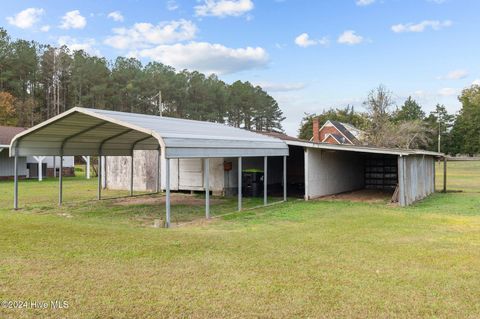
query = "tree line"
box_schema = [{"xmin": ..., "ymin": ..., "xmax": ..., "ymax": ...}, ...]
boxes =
[
  {"xmin": 299, "ymin": 85, "xmax": 480, "ymax": 155},
  {"xmin": 0, "ymin": 27, "xmax": 285, "ymax": 131}
]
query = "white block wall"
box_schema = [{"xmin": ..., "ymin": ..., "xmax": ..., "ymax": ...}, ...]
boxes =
[{"xmin": 305, "ymin": 148, "xmax": 365, "ymax": 199}]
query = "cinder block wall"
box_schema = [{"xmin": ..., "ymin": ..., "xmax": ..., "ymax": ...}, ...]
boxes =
[{"xmin": 306, "ymin": 148, "xmax": 364, "ymax": 199}]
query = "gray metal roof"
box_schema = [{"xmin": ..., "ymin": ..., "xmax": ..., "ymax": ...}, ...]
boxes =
[
  {"xmin": 10, "ymin": 107, "xmax": 289, "ymax": 158},
  {"xmin": 285, "ymin": 139, "xmax": 444, "ymax": 157}
]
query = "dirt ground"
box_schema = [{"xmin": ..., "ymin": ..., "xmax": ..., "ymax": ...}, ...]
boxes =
[
  {"xmin": 112, "ymin": 193, "xmax": 222, "ymax": 206},
  {"xmin": 319, "ymin": 189, "xmax": 394, "ymax": 203}
]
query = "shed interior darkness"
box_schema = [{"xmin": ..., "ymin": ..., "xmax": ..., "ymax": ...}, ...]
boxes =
[{"xmin": 262, "ymin": 147, "xmax": 399, "ymax": 201}]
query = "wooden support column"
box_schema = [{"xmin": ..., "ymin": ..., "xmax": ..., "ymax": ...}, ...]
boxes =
[
  {"xmin": 264, "ymin": 156, "xmax": 268, "ymax": 206},
  {"xmin": 283, "ymin": 155, "xmax": 287, "ymax": 202},
  {"xmin": 238, "ymin": 157, "xmax": 242, "ymax": 211},
  {"xmin": 204, "ymin": 158, "xmax": 210, "ymax": 219},
  {"xmin": 59, "ymin": 155, "xmax": 63, "ymax": 205},
  {"xmin": 165, "ymin": 158, "xmax": 171, "ymax": 228},
  {"xmin": 14, "ymin": 154, "xmax": 18, "ymax": 210},
  {"xmin": 443, "ymin": 157, "xmax": 447, "ymax": 193}
]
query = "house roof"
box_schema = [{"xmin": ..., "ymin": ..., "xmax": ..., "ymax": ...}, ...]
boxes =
[
  {"xmin": 328, "ymin": 120, "xmax": 360, "ymax": 145},
  {"xmin": 323, "ymin": 133, "xmax": 345, "ymax": 144},
  {"xmin": 0, "ymin": 125, "xmax": 25, "ymax": 146},
  {"xmin": 10, "ymin": 107, "xmax": 289, "ymax": 158},
  {"xmin": 254, "ymin": 130, "xmax": 306, "ymax": 142}
]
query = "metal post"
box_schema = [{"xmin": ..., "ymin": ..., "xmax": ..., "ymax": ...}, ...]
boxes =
[
  {"xmin": 165, "ymin": 158, "xmax": 171, "ymax": 228},
  {"xmin": 97, "ymin": 154, "xmax": 102, "ymax": 200},
  {"xmin": 156, "ymin": 148, "xmax": 160, "ymax": 193},
  {"xmin": 205, "ymin": 158, "xmax": 210, "ymax": 219},
  {"xmin": 14, "ymin": 154, "xmax": 18, "ymax": 210},
  {"xmin": 130, "ymin": 151, "xmax": 134, "ymax": 196},
  {"xmin": 86, "ymin": 156, "xmax": 90, "ymax": 179},
  {"xmin": 283, "ymin": 155, "xmax": 287, "ymax": 202},
  {"xmin": 102, "ymin": 156, "xmax": 107, "ymax": 189},
  {"xmin": 238, "ymin": 157, "xmax": 242, "ymax": 211},
  {"xmin": 443, "ymin": 156, "xmax": 447, "ymax": 193},
  {"xmin": 53, "ymin": 156, "xmax": 57, "ymax": 178},
  {"xmin": 59, "ymin": 155, "xmax": 63, "ymax": 205},
  {"xmin": 264, "ymin": 156, "xmax": 268, "ymax": 206}
]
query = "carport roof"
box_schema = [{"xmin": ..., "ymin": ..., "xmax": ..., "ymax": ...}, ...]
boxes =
[{"xmin": 10, "ymin": 107, "xmax": 289, "ymax": 158}]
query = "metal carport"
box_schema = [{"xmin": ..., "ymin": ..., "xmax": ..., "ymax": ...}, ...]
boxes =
[{"xmin": 9, "ymin": 107, "xmax": 289, "ymax": 227}]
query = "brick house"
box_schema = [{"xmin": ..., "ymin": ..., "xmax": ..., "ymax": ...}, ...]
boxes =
[{"xmin": 312, "ymin": 119, "xmax": 364, "ymax": 145}]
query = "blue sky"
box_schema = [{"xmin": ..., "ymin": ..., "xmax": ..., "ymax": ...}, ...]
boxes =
[{"xmin": 2, "ymin": 0, "xmax": 479, "ymax": 135}]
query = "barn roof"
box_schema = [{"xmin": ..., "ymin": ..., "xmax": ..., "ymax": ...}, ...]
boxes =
[
  {"xmin": 10, "ymin": 107, "xmax": 289, "ymax": 158},
  {"xmin": 0, "ymin": 126, "xmax": 25, "ymax": 146}
]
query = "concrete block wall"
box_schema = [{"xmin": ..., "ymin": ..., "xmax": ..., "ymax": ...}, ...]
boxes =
[{"xmin": 305, "ymin": 148, "xmax": 364, "ymax": 199}]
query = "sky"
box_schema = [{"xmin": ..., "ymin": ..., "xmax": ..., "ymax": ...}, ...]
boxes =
[{"xmin": 2, "ymin": 0, "xmax": 480, "ymax": 135}]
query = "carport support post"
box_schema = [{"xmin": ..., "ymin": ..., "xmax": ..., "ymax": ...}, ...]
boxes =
[
  {"xmin": 59, "ymin": 156, "xmax": 63, "ymax": 205},
  {"xmin": 97, "ymin": 154, "xmax": 102, "ymax": 200},
  {"xmin": 204, "ymin": 158, "xmax": 210, "ymax": 219},
  {"xmin": 130, "ymin": 151, "xmax": 134, "ymax": 196},
  {"xmin": 264, "ymin": 156, "xmax": 268, "ymax": 206},
  {"xmin": 156, "ymin": 148, "xmax": 160, "ymax": 193},
  {"xmin": 443, "ymin": 156, "xmax": 447, "ymax": 193},
  {"xmin": 14, "ymin": 154, "xmax": 18, "ymax": 210},
  {"xmin": 238, "ymin": 157, "xmax": 242, "ymax": 211},
  {"xmin": 283, "ymin": 156, "xmax": 287, "ymax": 202},
  {"xmin": 165, "ymin": 158, "xmax": 171, "ymax": 228}
]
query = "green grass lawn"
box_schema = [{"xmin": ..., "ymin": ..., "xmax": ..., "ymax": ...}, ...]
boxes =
[{"xmin": 1, "ymin": 162, "xmax": 479, "ymax": 318}]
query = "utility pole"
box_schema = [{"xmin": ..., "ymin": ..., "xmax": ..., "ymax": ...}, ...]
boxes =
[{"xmin": 437, "ymin": 109, "xmax": 441, "ymax": 153}]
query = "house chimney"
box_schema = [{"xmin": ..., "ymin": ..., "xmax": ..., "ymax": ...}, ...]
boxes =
[{"xmin": 312, "ymin": 117, "xmax": 320, "ymax": 142}]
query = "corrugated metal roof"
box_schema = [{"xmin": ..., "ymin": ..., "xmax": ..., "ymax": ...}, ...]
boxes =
[
  {"xmin": 285, "ymin": 139, "xmax": 443, "ymax": 157},
  {"xmin": 0, "ymin": 126, "xmax": 25, "ymax": 145},
  {"xmin": 10, "ymin": 107, "xmax": 289, "ymax": 158}
]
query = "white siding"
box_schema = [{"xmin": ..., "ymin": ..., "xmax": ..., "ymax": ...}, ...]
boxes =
[{"xmin": 0, "ymin": 149, "xmax": 28, "ymax": 177}]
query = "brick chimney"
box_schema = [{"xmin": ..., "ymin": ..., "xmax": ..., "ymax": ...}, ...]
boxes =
[{"xmin": 312, "ymin": 117, "xmax": 320, "ymax": 142}]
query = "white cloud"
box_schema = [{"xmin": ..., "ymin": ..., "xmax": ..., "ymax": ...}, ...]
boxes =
[
  {"xmin": 472, "ymin": 79, "xmax": 480, "ymax": 86},
  {"xmin": 40, "ymin": 25, "xmax": 50, "ymax": 32},
  {"xmin": 104, "ymin": 19, "xmax": 197, "ymax": 50},
  {"xmin": 294, "ymin": 33, "xmax": 316, "ymax": 47},
  {"xmin": 167, "ymin": 0, "xmax": 179, "ymax": 11},
  {"xmin": 195, "ymin": 0, "xmax": 254, "ymax": 17},
  {"xmin": 135, "ymin": 41, "xmax": 268, "ymax": 75},
  {"xmin": 337, "ymin": 30, "xmax": 364, "ymax": 45},
  {"xmin": 6, "ymin": 8, "xmax": 44, "ymax": 29},
  {"xmin": 437, "ymin": 87, "xmax": 458, "ymax": 97},
  {"xmin": 437, "ymin": 69, "xmax": 468, "ymax": 80},
  {"xmin": 58, "ymin": 36, "xmax": 100, "ymax": 56},
  {"xmin": 294, "ymin": 33, "xmax": 329, "ymax": 48},
  {"xmin": 256, "ymin": 82, "xmax": 306, "ymax": 92},
  {"xmin": 391, "ymin": 20, "xmax": 452, "ymax": 33},
  {"xmin": 356, "ymin": 0, "xmax": 375, "ymax": 6},
  {"xmin": 60, "ymin": 10, "xmax": 86, "ymax": 29},
  {"xmin": 107, "ymin": 11, "xmax": 124, "ymax": 22}
]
